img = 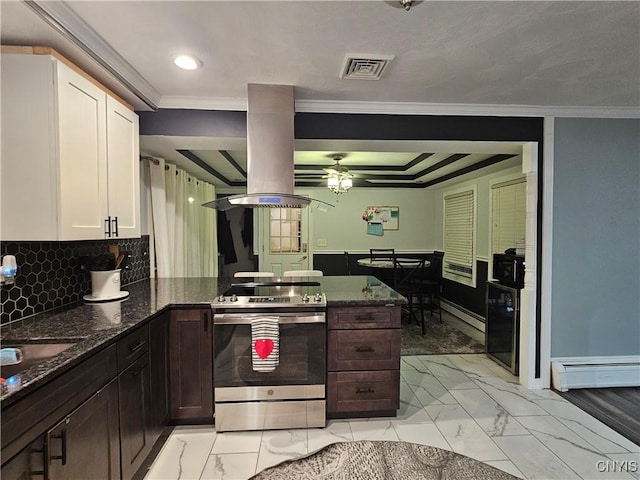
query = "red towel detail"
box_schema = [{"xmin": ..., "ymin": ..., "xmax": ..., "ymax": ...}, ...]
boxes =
[{"xmin": 254, "ymin": 339, "xmax": 274, "ymax": 359}]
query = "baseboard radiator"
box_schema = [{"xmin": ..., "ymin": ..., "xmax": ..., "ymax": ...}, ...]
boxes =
[
  {"xmin": 440, "ymin": 299, "xmax": 485, "ymax": 333},
  {"xmin": 550, "ymin": 356, "xmax": 640, "ymax": 392}
]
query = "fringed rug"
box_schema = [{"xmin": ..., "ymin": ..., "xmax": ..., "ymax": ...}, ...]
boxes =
[
  {"xmin": 401, "ymin": 317, "xmax": 485, "ymax": 356},
  {"xmin": 251, "ymin": 441, "xmax": 518, "ymax": 480}
]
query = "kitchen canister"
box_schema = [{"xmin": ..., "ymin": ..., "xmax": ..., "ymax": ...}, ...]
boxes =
[{"xmin": 90, "ymin": 269, "xmax": 122, "ymax": 299}]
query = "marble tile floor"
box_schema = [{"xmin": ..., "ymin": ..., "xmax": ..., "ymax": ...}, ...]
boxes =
[{"xmin": 144, "ymin": 354, "xmax": 640, "ymax": 480}]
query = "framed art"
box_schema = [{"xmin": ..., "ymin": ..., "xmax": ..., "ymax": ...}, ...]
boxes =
[{"xmin": 364, "ymin": 206, "xmax": 399, "ymax": 230}]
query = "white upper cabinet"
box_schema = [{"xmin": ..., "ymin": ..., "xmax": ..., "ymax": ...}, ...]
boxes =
[
  {"xmin": 1, "ymin": 49, "xmax": 140, "ymax": 241},
  {"xmin": 106, "ymin": 97, "xmax": 140, "ymax": 239}
]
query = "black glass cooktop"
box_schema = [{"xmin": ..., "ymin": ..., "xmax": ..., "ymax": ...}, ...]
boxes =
[{"xmin": 224, "ymin": 281, "xmax": 322, "ymax": 298}]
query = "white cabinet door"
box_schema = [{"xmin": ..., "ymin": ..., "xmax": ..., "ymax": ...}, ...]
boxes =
[
  {"xmin": 0, "ymin": 51, "xmax": 140, "ymax": 241},
  {"xmin": 106, "ymin": 97, "xmax": 140, "ymax": 238},
  {"xmin": 1, "ymin": 54, "xmax": 58, "ymax": 240},
  {"xmin": 56, "ymin": 61, "xmax": 109, "ymax": 240}
]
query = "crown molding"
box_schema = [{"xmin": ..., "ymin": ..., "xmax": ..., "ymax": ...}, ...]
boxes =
[
  {"xmin": 158, "ymin": 95, "xmax": 639, "ymax": 119},
  {"xmin": 294, "ymin": 100, "xmax": 640, "ymax": 119},
  {"xmin": 158, "ymin": 96, "xmax": 247, "ymax": 111},
  {"xmin": 25, "ymin": 0, "xmax": 161, "ymax": 110}
]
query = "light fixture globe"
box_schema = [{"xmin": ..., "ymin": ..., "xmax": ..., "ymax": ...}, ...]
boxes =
[{"xmin": 325, "ymin": 153, "xmax": 353, "ymax": 195}]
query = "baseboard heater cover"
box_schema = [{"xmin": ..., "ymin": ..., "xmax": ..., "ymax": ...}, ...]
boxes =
[
  {"xmin": 440, "ymin": 299, "xmax": 485, "ymax": 333},
  {"xmin": 550, "ymin": 356, "xmax": 640, "ymax": 392}
]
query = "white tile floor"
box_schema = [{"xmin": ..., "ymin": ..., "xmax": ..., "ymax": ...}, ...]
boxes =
[{"xmin": 144, "ymin": 354, "xmax": 640, "ymax": 480}]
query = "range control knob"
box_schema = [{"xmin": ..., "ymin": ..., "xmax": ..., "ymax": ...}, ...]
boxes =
[
  {"xmin": 301, "ymin": 293, "xmax": 310, "ymax": 303},
  {"xmin": 230, "ymin": 294, "xmax": 238, "ymax": 302},
  {"xmin": 314, "ymin": 293, "xmax": 322, "ymax": 303},
  {"xmin": 216, "ymin": 295, "xmax": 225, "ymax": 302}
]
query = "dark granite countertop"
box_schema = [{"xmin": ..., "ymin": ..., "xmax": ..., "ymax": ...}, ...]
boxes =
[{"xmin": 1, "ymin": 275, "xmax": 403, "ymax": 406}]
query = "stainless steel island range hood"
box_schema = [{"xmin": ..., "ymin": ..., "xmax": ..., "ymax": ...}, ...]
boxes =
[{"xmin": 204, "ymin": 84, "xmax": 332, "ymax": 211}]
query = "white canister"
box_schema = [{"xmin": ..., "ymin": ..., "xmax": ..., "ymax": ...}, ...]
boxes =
[{"xmin": 90, "ymin": 269, "xmax": 121, "ymax": 298}]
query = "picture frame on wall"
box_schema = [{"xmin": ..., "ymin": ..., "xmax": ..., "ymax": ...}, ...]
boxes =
[{"xmin": 364, "ymin": 206, "xmax": 399, "ymax": 230}]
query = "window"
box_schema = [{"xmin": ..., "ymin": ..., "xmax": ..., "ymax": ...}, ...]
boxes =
[
  {"xmin": 443, "ymin": 186, "xmax": 476, "ymax": 286},
  {"xmin": 269, "ymin": 208, "xmax": 301, "ymax": 253},
  {"xmin": 491, "ymin": 177, "xmax": 526, "ymax": 255}
]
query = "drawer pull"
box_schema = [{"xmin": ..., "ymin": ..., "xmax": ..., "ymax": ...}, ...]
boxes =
[
  {"xmin": 355, "ymin": 346, "xmax": 374, "ymax": 353},
  {"xmin": 356, "ymin": 387, "xmax": 374, "ymax": 394},
  {"xmin": 131, "ymin": 364, "xmax": 146, "ymax": 377},
  {"xmin": 354, "ymin": 314, "xmax": 374, "ymax": 321},
  {"xmin": 128, "ymin": 339, "xmax": 146, "ymax": 353}
]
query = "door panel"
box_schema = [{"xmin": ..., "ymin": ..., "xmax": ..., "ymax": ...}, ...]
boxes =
[{"xmin": 259, "ymin": 203, "xmax": 310, "ymax": 274}]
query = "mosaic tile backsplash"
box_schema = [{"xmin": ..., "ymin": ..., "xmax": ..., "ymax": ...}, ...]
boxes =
[{"xmin": 1, "ymin": 236, "xmax": 150, "ymax": 324}]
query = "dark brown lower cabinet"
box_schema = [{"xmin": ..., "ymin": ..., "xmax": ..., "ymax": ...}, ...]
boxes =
[
  {"xmin": 169, "ymin": 308, "xmax": 213, "ymax": 422},
  {"xmin": 327, "ymin": 305, "xmax": 401, "ymax": 418},
  {"xmin": 119, "ymin": 355, "xmax": 152, "ymax": 480},
  {"xmin": 149, "ymin": 312, "xmax": 169, "ymax": 443},
  {"xmin": 46, "ymin": 378, "xmax": 120, "ymax": 480},
  {"xmin": 1, "ymin": 436, "xmax": 44, "ymax": 480}
]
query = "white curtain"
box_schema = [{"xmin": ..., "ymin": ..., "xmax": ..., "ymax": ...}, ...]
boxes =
[{"xmin": 145, "ymin": 157, "xmax": 218, "ymax": 278}]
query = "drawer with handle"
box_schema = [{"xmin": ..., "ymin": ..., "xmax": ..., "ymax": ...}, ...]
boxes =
[
  {"xmin": 327, "ymin": 329, "xmax": 400, "ymax": 371},
  {"xmin": 327, "ymin": 370, "xmax": 400, "ymax": 414},
  {"xmin": 116, "ymin": 324, "xmax": 149, "ymax": 372},
  {"xmin": 327, "ymin": 306, "xmax": 401, "ymax": 330}
]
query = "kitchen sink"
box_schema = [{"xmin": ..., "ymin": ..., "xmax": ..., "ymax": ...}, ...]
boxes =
[{"xmin": 1, "ymin": 342, "xmax": 76, "ymax": 379}]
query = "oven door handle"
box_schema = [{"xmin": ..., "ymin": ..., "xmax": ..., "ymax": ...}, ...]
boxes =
[{"xmin": 213, "ymin": 314, "xmax": 325, "ymax": 325}]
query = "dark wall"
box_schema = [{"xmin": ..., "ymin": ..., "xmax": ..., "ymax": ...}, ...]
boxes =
[
  {"xmin": 1, "ymin": 237, "xmax": 150, "ymax": 324},
  {"xmin": 442, "ymin": 260, "xmax": 489, "ymax": 319}
]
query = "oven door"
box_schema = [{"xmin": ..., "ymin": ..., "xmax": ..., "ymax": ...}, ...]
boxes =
[{"xmin": 213, "ymin": 312, "xmax": 325, "ymax": 392}]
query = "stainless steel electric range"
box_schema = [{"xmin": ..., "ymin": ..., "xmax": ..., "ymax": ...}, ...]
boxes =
[{"xmin": 211, "ymin": 280, "xmax": 326, "ymax": 432}]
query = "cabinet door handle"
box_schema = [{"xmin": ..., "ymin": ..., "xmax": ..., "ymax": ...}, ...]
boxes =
[
  {"xmin": 105, "ymin": 216, "xmax": 112, "ymax": 237},
  {"xmin": 356, "ymin": 387, "xmax": 374, "ymax": 394},
  {"xmin": 112, "ymin": 216, "xmax": 119, "ymax": 237},
  {"xmin": 131, "ymin": 364, "xmax": 146, "ymax": 377},
  {"xmin": 355, "ymin": 313, "xmax": 374, "ymax": 321},
  {"xmin": 129, "ymin": 339, "xmax": 146, "ymax": 353},
  {"xmin": 51, "ymin": 428, "xmax": 67, "ymax": 466},
  {"xmin": 355, "ymin": 346, "xmax": 374, "ymax": 353}
]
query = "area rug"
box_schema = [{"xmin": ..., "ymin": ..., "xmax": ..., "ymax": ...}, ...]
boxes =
[
  {"xmin": 401, "ymin": 317, "xmax": 485, "ymax": 356},
  {"xmin": 251, "ymin": 440, "xmax": 518, "ymax": 480}
]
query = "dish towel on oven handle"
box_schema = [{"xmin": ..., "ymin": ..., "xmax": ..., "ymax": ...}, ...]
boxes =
[{"xmin": 251, "ymin": 316, "xmax": 280, "ymax": 372}]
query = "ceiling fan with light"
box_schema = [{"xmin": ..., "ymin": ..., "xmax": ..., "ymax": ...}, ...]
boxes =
[
  {"xmin": 323, "ymin": 153, "xmax": 354, "ymax": 196},
  {"xmin": 385, "ymin": 0, "xmax": 423, "ymax": 11}
]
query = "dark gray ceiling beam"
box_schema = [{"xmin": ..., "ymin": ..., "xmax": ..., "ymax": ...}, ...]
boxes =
[
  {"xmin": 177, "ymin": 150, "xmax": 246, "ymax": 187},
  {"xmin": 219, "ymin": 150, "xmax": 247, "ymax": 177}
]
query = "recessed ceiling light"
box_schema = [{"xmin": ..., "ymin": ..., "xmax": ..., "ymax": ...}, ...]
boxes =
[{"xmin": 174, "ymin": 55, "xmax": 201, "ymax": 70}]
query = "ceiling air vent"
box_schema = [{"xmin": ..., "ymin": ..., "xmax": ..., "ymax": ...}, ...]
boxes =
[{"xmin": 339, "ymin": 54, "xmax": 395, "ymax": 80}]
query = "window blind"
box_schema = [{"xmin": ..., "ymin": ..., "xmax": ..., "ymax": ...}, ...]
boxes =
[
  {"xmin": 444, "ymin": 189, "xmax": 474, "ymax": 278},
  {"xmin": 491, "ymin": 179, "xmax": 526, "ymax": 254}
]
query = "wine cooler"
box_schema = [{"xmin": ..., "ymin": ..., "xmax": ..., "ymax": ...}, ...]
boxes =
[{"xmin": 486, "ymin": 281, "xmax": 520, "ymax": 375}]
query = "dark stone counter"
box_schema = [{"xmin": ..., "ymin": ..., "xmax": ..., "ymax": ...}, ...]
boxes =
[{"xmin": 1, "ymin": 276, "xmax": 403, "ymax": 405}]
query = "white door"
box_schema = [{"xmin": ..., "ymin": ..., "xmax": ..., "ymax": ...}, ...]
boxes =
[{"xmin": 259, "ymin": 206, "xmax": 311, "ymax": 276}]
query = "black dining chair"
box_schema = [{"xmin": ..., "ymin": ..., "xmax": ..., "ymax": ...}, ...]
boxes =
[
  {"xmin": 369, "ymin": 248, "xmax": 397, "ymax": 288},
  {"xmin": 415, "ymin": 251, "xmax": 444, "ymax": 326},
  {"xmin": 395, "ymin": 258, "xmax": 426, "ymax": 329},
  {"xmin": 343, "ymin": 251, "xmax": 352, "ymax": 275}
]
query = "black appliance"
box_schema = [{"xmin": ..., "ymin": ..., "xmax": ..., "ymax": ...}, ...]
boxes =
[
  {"xmin": 492, "ymin": 253, "xmax": 525, "ymax": 288},
  {"xmin": 486, "ymin": 281, "xmax": 520, "ymax": 375}
]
